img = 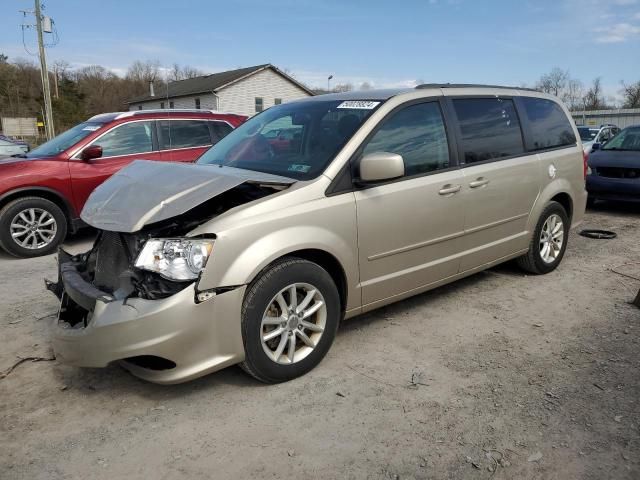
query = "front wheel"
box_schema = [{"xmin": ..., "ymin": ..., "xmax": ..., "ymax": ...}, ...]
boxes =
[
  {"xmin": 517, "ymin": 201, "xmax": 569, "ymax": 274},
  {"xmin": 240, "ymin": 257, "xmax": 341, "ymax": 383},
  {"xmin": 0, "ymin": 197, "xmax": 67, "ymax": 258}
]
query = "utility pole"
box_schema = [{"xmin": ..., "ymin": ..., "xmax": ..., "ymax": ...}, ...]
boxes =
[{"xmin": 34, "ymin": 0, "xmax": 55, "ymax": 139}]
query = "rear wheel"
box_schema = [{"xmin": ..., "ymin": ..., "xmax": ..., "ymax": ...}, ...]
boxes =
[
  {"xmin": 517, "ymin": 201, "xmax": 569, "ymax": 274},
  {"xmin": 0, "ymin": 197, "xmax": 67, "ymax": 258},
  {"xmin": 240, "ymin": 257, "xmax": 341, "ymax": 383}
]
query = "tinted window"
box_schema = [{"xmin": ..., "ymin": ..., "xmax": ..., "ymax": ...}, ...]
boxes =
[
  {"xmin": 453, "ymin": 98, "xmax": 524, "ymax": 163},
  {"xmin": 159, "ymin": 120, "xmax": 212, "ymax": 149},
  {"xmin": 210, "ymin": 121, "xmax": 233, "ymax": 143},
  {"xmin": 96, "ymin": 121, "xmax": 153, "ymax": 157},
  {"xmin": 520, "ymin": 97, "xmax": 576, "ymax": 150},
  {"xmin": 362, "ymin": 102, "xmax": 449, "ymax": 176}
]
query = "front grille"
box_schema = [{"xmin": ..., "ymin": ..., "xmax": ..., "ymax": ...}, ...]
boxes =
[
  {"xmin": 594, "ymin": 167, "xmax": 640, "ymax": 179},
  {"xmin": 93, "ymin": 231, "xmax": 130, "ymax": 293}
]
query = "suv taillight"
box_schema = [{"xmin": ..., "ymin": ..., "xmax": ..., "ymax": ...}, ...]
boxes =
[{"xmin": 583, "ymin": 150, "xmax": 589, "ymax": 180}]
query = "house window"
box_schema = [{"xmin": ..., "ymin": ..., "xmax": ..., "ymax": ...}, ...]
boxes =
[
  {"xmin": 194, "ymin": 98, "xmax": 201, "ymax": 109},
  {"xmin": 160, "ymin": 102, "xmax": 165, "ymax": 109},
  {"xmin": 169, "ymin": 101, "xmax": 174, "ymax": 109},
  {"xmin": 138, "ymin": 106, "xmax": 142, "ymax": 111},
  {"xmin": 274, "ymin": 98, "xmax": 282, "ymax": 105},
  {"xmin": 255, "ymin": 97, "xmax": 264, "ymax": 112}
]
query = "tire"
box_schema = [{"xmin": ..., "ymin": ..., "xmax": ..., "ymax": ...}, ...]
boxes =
[
  {"xmin": 239, "ymin": 257, "xmax": 341, "ymax": 383},
  {"xmin": 517, "ymin": 201, "xmax": 569, "ymax": 275},
  {"xmin": 0, "ymin": 196, "xmax": 68, "ymax": 258}
]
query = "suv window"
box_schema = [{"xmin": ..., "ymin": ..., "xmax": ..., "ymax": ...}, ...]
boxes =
[
  {"xmin": 159, "ymin": 120, "xmax": 212, "ymax": 149},
  {"xmin": 362, "ymin": 102, "xmax": 450, "ymax": 176},
  {"xmin": 520, "ymin": 97, "xmax": 576, "ymax": 151},
  {"xmin": 453, "ymin": 98, "xmax": 524, "ymax": 163},
  {"xmin": 95, "ymin": 121, "xmax": 154, "ymax": 157},
  {"xmin": 210, "ymin": 121, "xmax": 233, "ymax": 143}
]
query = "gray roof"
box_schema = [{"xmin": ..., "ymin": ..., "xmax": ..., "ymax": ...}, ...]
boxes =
[{"xmin": 128, "ymin": 64, "xmax": 314, "ymax": 104}]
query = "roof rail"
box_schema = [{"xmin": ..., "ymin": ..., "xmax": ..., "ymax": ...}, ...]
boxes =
[
  {"xmin": 415, "ymin": 83, "xmax": 539, "ymax": 92},
  {"xmin": 114, "ymin": 109, "xmax": 243, "ymax": 119}
]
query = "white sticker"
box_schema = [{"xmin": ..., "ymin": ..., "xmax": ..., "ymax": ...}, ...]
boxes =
[
  {"xmin": 82, "ymin": 125, "xmax": 101, "ymax": 131},
  {"xmin": 336, "ymin": 101, "xmax": 380, "ymax": 110}
]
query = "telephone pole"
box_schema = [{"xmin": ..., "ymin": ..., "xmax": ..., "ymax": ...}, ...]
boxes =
[{"xmin": 34, "ymin": 0, "xmax": 55, "ymax": 139}]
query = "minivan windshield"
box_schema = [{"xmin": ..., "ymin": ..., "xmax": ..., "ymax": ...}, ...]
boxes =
[
  {"xmin": 602, "ymin": 127, "xmax": 640, "ymax": 151},
  {"xmin": 197, "ymin": 99, "xmax": 382, "ymax": 180},
  {"xmin": 27, "ymin": 121, "xmax": 104, "ymax": 158}
]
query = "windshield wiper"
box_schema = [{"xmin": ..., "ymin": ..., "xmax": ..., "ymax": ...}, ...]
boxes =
[
  {"xmin": 10, "ymin": 153, "xmax": 27, "ymax": 158},
  {"xmin": 604, "ymin": 147, "xmax": 634, "ymax": 151}
]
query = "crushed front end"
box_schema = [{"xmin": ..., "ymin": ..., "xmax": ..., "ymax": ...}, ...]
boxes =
[{"xmin": 45, "ymin": 229, "xmax": 246, "ymax": 384}]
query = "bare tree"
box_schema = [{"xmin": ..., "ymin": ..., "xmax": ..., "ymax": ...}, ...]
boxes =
[
  {"xmin": 620, "ymin": 80, "xmax": 640, "ymax": 108},
  {"xmin": 333, "ymin": 82, "xmax": 353, "ymax": 93},
  {"xmin": 583, "ymin": 77, "xmax": 607, "ymax": 110},
  {"xmin": 359, "ymin": 81, "xmax": 372, "ymax": 91},
  {"xmin": 536, "ymin": 68, "xmax": 569, "ymax": 97}
]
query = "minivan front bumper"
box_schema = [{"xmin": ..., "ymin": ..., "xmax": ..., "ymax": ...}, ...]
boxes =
[{"xmin": 48, "ymin": 253, "xmax": 246, "ymax": 384}]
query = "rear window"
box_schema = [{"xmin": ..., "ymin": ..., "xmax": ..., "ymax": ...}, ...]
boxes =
[
  {"xmin": 452, "ymin": 98, "xmax": 524, "ymax": 163},
  {"xmin": 519, "ymin": 97, "xmax": 576, "ymax": 151}
]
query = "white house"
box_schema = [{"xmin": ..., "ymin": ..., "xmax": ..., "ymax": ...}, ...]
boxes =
[{"xmin": 127, "ymin": 64, "xmax": 314, "ymax": 116}]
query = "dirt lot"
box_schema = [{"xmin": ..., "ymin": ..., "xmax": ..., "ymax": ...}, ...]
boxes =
[{"xmin": 1, "ymin": 204, "xmax": 639, "ymax": 480}]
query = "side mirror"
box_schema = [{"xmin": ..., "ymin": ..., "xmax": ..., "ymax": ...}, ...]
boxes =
[
  {"xmin": 80, "ymin": 145, "xmax": 103, "ymax": 161},
  {"xmin": 591, "ymin": 143, "xmax": 601, "ymax": 151},
  {"xmin": 358, "ymin": 151, "xmax": 405, "ymax": 183}
]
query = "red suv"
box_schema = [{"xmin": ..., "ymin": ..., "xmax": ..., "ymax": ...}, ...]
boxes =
[{"xmin": 0, "ymin": 109, "xmax": 246, "ymax": 258}]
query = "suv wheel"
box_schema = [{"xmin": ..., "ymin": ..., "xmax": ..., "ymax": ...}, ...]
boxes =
[
  {"xmin": 0, "ymin": 197, "xmax": 67, "ymax": 258},
  {"xmin": 517, "ymin": 201, "xmax": 569, "ymax": 274},
  {"xmin": 240, "ymin": 257, "xmax": 341, "ymax": 383}
]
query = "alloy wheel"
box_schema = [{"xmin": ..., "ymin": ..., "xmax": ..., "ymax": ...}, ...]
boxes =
[
  {"xmin": 539, "ymin": 213, "xmax": 564, "ymax": 264},
  {"xmin": 10, "ymin": 207, "xmax": 57, "ymax": 250},
  {"xmin": 260, "ymin": 283, "xmax": 327, "ymax": 365}
]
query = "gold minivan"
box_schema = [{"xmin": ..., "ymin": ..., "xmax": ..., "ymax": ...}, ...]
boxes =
[{"xmin": 48, "ymin": 85, "xmax": 587, "ymax": 384}]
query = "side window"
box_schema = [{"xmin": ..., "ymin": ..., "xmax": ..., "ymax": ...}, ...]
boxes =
[
  {"xmin": 194, "ymin": 98, "xmax": 201, "ymax": 109},
  {"xmin": 362, "ymin": 102, "xmax": 450, "ymax": 176},
  {"xmin": 159, "ymin": 120, "xmax": 212, "ymax": 150},
  {"xmin": 210, "ymin": 121, "xmax": 233, "ymax": 143},
  {"xmin": 599, "ymin": 128, "xmax": 611, "ymax": 143},
  {"xmin": 519, "ymin": 97, "xmax": 576, "ymax": 150},
  {"xmin": 453, "ymin": 98, "xmax": 524, "ymax": 163},
  {"xmin": 95, "ymin": 121, "xmax": 153, "ymax": 157}
]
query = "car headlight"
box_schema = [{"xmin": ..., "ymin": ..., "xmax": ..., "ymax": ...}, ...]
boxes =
[{"xmin": 135, "ymin": 238, "xmax": 214, "ymax": 281}]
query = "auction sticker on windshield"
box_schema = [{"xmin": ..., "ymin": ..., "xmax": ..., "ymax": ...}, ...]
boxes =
[{"xmin": 336, "ymin": 101, "xmax": 380, "ymax": 109}]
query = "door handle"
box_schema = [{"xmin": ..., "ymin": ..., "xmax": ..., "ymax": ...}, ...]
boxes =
[
  {"xmin": 438, "ymin": 184, "xmax": 462, "ymax": 195},
  {"xmin": 469, "ymin": 177, "xmax": 490, "ymax": 188}
]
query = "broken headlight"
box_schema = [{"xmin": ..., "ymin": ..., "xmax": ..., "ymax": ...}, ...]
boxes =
[{"xmin": 135, "ymin": 238, "xmax": 214, "ymax": 281}]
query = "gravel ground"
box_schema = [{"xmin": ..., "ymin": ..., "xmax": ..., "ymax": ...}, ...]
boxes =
[{"xmin": 1, "ymin": 203, "xmax": 639, "ymax": 480}]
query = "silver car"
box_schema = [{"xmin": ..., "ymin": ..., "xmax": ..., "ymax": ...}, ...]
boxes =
[
  {"xmin": 0, "ymin": 139, "xmax": 26, "ymax": 157},
  {"xmin": 48, "ymin": 85, "xmax": 587, "ymax": 384}
]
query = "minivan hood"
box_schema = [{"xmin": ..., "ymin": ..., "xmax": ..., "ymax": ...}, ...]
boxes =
[{"xmin": 81, "ymin": 160, "xmax": 295, "ymax": 232}]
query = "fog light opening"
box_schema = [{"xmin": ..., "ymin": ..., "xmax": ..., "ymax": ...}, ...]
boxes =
[{"xmin": 123, "ymin": 355, "xmax": 176, "ymax": 371}]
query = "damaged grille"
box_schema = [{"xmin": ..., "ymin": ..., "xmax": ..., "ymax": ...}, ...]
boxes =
[{"xmin": 94, "ymin": 231, "xmax": 131, "ymax": 292}]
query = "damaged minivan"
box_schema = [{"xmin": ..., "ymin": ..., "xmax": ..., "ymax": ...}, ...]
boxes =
[{"xmin": 47, "ymin": 85, "xmax": 587, "ymax": 384}]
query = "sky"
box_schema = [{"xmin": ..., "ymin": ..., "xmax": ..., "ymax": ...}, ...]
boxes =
[{"xmin": 1, "ymin": 0, "xmax": 639, "ymax": 101}]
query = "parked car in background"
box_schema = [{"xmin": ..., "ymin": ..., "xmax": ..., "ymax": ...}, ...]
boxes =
[
  {"xmin": 579, "ymin": 124, "xmax": 620, "ymax": 154},
  {"xmin": 0, "ymin": 135, "xmax": 30, "ymax": 153},
  {"xmin": 0, "ymin": 109, "xmax": 246, "ymax": 257},
  {"xmin": 587, "ymin": 125, "xmax": 640, "ymax": 205},
  {"xmin": 0, "ymin": 139, "xmax": 26, "ymax": 157},
  {"xmin": 46, "ymin": 86, "xmax": 586, "ymax": 384}
]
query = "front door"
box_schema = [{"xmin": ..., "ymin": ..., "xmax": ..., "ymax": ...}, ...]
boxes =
[
  {"xmin": 354, "ymin": 100, "xmax": 466, "ymax": 307},
  {"xmin": 69, "ymin": 120, "xmax": 161, "ymax": 210}
]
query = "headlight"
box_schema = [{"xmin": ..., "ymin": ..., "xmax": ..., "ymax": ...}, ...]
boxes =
[{"xmin": 135, "ymin": 238, "xmax": 214, "ymax": 281}]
